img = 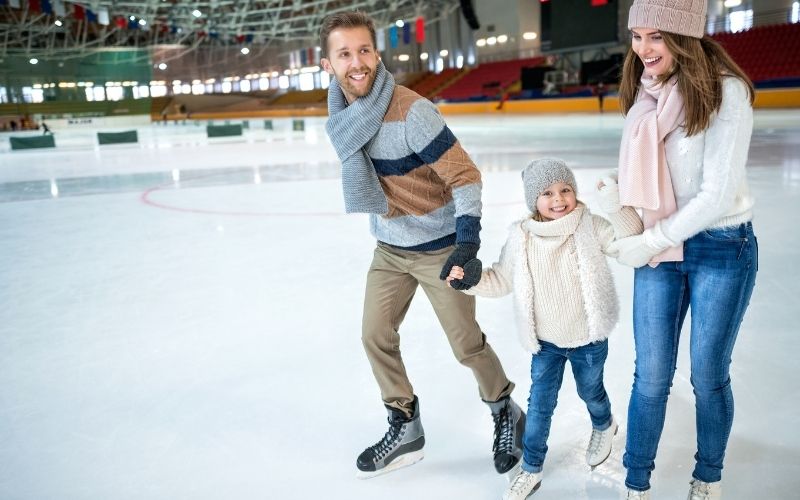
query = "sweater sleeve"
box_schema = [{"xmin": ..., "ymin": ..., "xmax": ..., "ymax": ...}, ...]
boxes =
[
  {"xmin": 405, "ymin": 98, "xmax": 482, "ymax": 245},
  {"xmin": 660, "ymin": 77, "xmax": 754, "ymax": 244},
  {"xmin": 605, "ymin": 206, "xmax": 644, "ymax": 239},
  {"xmin": 463, "ymin": 228, "xmax": 516, "ymax": 298}
]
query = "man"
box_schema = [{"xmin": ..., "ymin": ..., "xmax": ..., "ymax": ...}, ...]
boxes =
[{"xmin": 320, "ymin": 11, "xmax": 524, "ymax": 479}]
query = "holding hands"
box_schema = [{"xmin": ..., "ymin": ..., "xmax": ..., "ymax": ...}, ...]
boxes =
[
  {"xmin": 440, "ymin": 243, "xmax": 483, "ymax": 290},
  {"xmin": 608, "ymin": 221, "xmax": 676, "ymax": 268}
]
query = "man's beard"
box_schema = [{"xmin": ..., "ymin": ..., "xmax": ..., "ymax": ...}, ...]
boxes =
[{"xmin": 339, "ymin": 66, "xmax": 376, "ymax": 99}]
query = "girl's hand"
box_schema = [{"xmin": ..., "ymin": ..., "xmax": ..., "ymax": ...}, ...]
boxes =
[{"xmin": 445, "ymin": 266, "xmax": 465, "ymax": 287}]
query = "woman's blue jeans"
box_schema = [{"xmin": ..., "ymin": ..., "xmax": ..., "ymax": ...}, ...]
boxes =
[
  {"xmin": 623, "ymin": 222, "xmax": 758, "ymax": 491},
  {"xmin": 521, "ymin": 339, "xmax": 613, "ymax": 473}
]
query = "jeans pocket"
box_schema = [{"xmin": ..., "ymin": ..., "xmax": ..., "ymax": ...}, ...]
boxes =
[{"xmin": 702, "ymin": 226, "xmax": 747, "ymax": 242}]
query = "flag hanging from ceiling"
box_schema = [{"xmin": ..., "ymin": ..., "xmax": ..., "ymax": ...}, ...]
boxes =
[{"xmin": 415, "ymin": 17, "xmax": 425, "ymax": 44}]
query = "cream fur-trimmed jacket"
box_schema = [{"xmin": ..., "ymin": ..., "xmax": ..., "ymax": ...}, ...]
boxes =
[{"xmin": 467, "ymin": 203, "xmax": 642, "ymax": 353}]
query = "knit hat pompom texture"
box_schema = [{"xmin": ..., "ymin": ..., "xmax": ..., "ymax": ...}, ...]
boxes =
[
  {"xmin": 522, "ymin": 158, "xmax": 577, "ymax": 214},
  {"xmin": 628, "ymin": 0, "xmax": 707, "ymax": 39}
]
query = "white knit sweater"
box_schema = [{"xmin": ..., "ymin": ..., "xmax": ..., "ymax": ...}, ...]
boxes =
[
  {"xmin": 468, "ymin": 204, "xmax": 642, "ymax": 352},
  {"xmin": 660, "ymin": 76, "xmax": 755, "ymax": 244}
]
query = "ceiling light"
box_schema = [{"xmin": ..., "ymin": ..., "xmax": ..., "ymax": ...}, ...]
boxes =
[
  {"xmin": 192, "ymin": 10, "xmax": 202, "ymax": 18},
  {"xmin": 523, "ymin": 32, "xmax": 538, "ymax": 40}
]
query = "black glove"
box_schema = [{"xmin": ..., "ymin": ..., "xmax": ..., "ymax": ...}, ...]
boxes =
[{"xmin": 439, "ymin": 243, "xmax": 482, "ymax": 290}]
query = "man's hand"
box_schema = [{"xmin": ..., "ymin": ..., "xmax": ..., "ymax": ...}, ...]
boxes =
[{"xmin": 440, "ymin": 243, "xmax": 481, "ymax": 290}]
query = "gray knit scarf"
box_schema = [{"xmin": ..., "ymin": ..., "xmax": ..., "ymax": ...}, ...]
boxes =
[{"xmin": 325, "ymin": 60, "xmax": 394, "ymax": 214}]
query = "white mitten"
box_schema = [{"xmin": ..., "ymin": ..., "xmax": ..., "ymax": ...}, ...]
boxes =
[
  {"xmin": 596, "ymin": 170, "xmax": 621, "ymax": 213},
  {"xmin": 609, "ymin": 221, "xmax": 676, "ymax": 268}
]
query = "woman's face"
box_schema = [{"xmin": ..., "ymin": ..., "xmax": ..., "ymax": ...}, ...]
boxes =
[{"xmin": 630, "ymin": 28, "xmax": 675, "ymax": 78}]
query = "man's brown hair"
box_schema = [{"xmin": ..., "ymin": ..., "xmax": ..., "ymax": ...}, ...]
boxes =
[{"xmin": 319, "ymin": 11, "xmax": 377, "ymax": 58}]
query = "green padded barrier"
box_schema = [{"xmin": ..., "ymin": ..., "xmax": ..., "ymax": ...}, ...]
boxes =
[
  {"xmin": 97, "ymin": 130, "xmax": 138, "ymax": 145},
  {"xmin": 292, "ymin": 119, "xmax": 305, "ymax": 131},
  {"xmin": 264, "ymin": 120, "xmax": 273, "ymax": 130},
  {"xmin": 206, "ymin": 124, "xmax": 243, "ymax": 137},
  {"xmin": 10, "ymin": 135, "xmax": 56, "ymax": 150}
]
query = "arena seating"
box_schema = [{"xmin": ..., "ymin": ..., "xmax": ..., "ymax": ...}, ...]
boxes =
[
  {"xmin": 410, "ymin": 68, "xmax": 465, "ymax": 99},
  {"xmin": 436, "ymin": 57, "xmax": 545, "ymax": 101},
  {"xmin": 713, "ymin": 23, "xmax": 800, "ymax": 83}
]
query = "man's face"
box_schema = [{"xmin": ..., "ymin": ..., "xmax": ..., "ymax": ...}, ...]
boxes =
[{"xmin": 321, "ymin": 27, "xmax": 380, "ymax": 103}]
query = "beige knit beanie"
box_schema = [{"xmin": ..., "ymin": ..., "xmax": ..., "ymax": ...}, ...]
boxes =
[{"xmin": 628, "ymin": 0, "xmax": 707, "ymax": 39}]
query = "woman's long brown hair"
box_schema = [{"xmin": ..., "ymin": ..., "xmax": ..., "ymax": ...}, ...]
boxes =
[{"xmin": 619, "ymin": 32, "xmax": 755, "ymax": 136}]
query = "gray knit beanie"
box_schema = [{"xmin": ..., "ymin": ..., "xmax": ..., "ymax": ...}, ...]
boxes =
[
  {"xmin": 628, "ymin": 0, "xmax": 707, "ymax": 39},
  {"xmin": 521, "ymin": 158, "xmax": 577, "ymax": 214}
]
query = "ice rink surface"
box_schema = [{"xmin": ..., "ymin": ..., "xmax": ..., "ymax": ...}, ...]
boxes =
[{"xmin": 1, "ymin": 111, "xmax": 798, "ymax": 499}]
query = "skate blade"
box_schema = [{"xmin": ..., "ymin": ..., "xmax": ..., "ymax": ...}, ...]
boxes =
[{"xmin": 356, "ymin": 450, "xmax": 424, "ymax": 479}]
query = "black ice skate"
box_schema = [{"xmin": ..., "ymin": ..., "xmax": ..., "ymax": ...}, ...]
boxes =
[
  {"xmin": 486, "ymin": 395, "xmax": 525, "ymax": 478},
  {"xmin": 356, "ymin": 396, "xmax": 425, "ymax": 479}
]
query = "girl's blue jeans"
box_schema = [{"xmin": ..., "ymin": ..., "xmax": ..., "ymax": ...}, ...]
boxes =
[
  {"xmin": 623, "ymin": 222, "xmax": 758, "ymax": 491},
  {"xmin": 521, "ymin": 339, "xmax": 613, "ymax": 473}
]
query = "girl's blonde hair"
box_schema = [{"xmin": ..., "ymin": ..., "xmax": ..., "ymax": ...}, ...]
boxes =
[{"xmin": 619, "ymin": 32, "xmax": 755, "ymax": 136}]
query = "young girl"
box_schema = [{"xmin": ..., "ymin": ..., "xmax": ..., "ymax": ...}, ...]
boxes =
[
  {"xmin": 448, "ymin": 158, "xmax": 642, "ymax": 499},
  {"xmin": 612, "ymin": 1, "xmax": 758, "ymax": 499}
]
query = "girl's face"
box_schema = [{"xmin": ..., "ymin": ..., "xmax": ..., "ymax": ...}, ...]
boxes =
[
  {"xmin": 536, "ymin": 182, "xmax": 577, "ymax": 221},
  {"xmin": 630, "ymin": 27, "xmax": 675, "ymax": 78}
]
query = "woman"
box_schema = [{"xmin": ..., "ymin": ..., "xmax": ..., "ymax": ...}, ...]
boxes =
[{"xmin": 611, "ymin": 1, "xmax": 758, "ymax": 499}]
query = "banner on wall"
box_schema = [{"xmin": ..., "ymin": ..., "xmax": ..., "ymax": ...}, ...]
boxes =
[{"xmin": 376, "ymin": 28, "xmax": 385, "ymax": 51}]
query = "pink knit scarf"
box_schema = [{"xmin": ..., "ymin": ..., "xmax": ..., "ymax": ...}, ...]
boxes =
[{"xmin": 618, "ymin": 76, "xmax": 684, "ymax": 265}]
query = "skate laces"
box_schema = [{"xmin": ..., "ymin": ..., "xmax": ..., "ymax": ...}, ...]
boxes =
[
  {"xmin": 509, "ymin": 470, "xmax": 537, "ymax": 494},
  {"xmin": 587, "ymin": 427, "xmax": 607, "ymax": 455},
  {"xmin": 368, "ymin": 417, "xmax": 405, "ymax": 459},
  {"xmin": 688, "ymin": 479, "xmax": 717, "ymax": 499},
  {"xmin": 492, "ymin": 405, "xmax": 514, "ymax": 454}
]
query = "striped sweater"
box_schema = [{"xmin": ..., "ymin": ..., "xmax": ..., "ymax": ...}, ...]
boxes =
[{"xmin": 365, "ymin": 85, "xmax": 482, "ymax": 250}]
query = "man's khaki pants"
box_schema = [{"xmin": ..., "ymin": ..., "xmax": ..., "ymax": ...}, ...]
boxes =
[{"xmin": 362, "ymin": 243, "xmax": 514, "ymax": 417}]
